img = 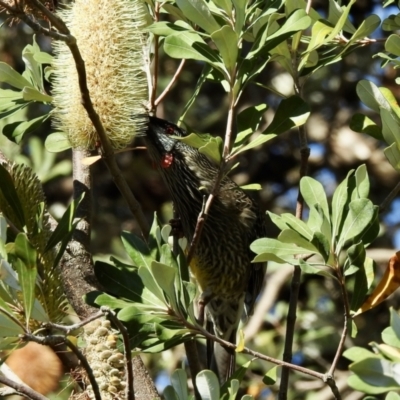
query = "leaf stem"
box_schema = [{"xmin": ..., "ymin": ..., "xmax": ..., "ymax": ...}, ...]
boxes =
[
  {"xmin": 379, "ymin": 180, "xmax": 400, "ymax": 213},
  {"xmin": 155, "ymin": 59, "xmax": 186, "ymax": 107},
  {"xmin": 328, "ymin": 266, "xmax": 350, "ymax": 377}
]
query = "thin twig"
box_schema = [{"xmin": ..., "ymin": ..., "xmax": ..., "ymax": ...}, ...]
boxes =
[
  {"xmin": 178, "ymin": 316, "xmax": 342, "ymax": 399},
  {"xmin": 0, "ymin": 374, "xmax": 48, "ymax": 400},
  {"xmin": 44, "ymin": 310, "xmax": 104, "ymax": 334},
  {"xmin": 65, "ymin": 337, "xmax": 102, "ymax": 400},
  {"xmin": 28, "ymin": 0, "xmax": 70, "ymax": 33},
  {"xmin": 328, "ymin": 265, "xmax": 350, "ymax": 377},
  {"xmin": 279, "ymin": 113, "xmax": 310, "ymax": 399},
  {"xmin": 155, "ymin": 59, "xmax": 186, "ymax": 106},
  {"xmin": 0, "ymin": 1, "xmax": 71, "ymax": 41},
  {"xmin": 101, "ymin": 307, "xmax": 135, "ymax": 400},
  {"xmin": 379, "ymin": 180, "xmax": 400, "ymax": 213}
]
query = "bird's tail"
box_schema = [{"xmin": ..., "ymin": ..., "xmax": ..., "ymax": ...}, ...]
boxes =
[{"xmin": 209, "ymin": 329, "xmax": 237, "ymax": 384}]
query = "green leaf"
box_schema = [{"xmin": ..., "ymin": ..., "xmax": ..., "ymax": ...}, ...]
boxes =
[
  {"xmin": 145, "ymin": 21, "xmax": 190, "ymax": 36},
  {"xmin": 0, "ymin": 88, "xmax": 24, "ymax": 112},
  {"xmin": 384, "ymin": 142, "xmax": 400, "ymax": 171},
  {"xmin": 94, "ymin": 262, "xmax": 164, "ymax": 307},
  {"xmin": 211, "ymin": 26, "xmax": 238, "ymax": 73},
  {"xmin": 199, "ymin": 137, "xmax": 223, "ymax": 163},
  {"xmin": 170, "ymin": 369, "xmax": 189, "ymax": 400},
  {"xmin": 175, "ymin": 0, "xmax": 221, "ymax": 34},
  {"xmin": 383, "ymin": 308, "xmax": 400, "ymax": 348},
  {"xmin": 232, "ymin": 0, "xmax": 247, "ymax": 33},
  {"xmin": 351, "ymin": 257, "xmax": 375, "ymax": 311},
  {"xmin": 121, "ymin": 231, "xmax": 152, "ymax": 268},
  {"xmin": 164, "ymin": 32, "xmax": 225, "ymax": 75},
  {"xmin": 45, "ymin": 132, "xmax": 72, "ymax": 152},
  {"xmin": 196, "ymin": 370, "xmax": 220, "ymax": 400},
  {"xmin": 386, "ymin": 34, "xmax": 400, "ymax": 57},
  {"xmin": 298, "ymin": 259, "xmax": 333, "ymax": 278},
  {"xmin": 3, "ymin": 114, "xmax": 50, "ymax": 144},
  {"xmin": 343, "ymin": 14, "xmax": 381, "ymax": 49},
  {"xmin": 311, "ymin": 231, "xmax": 330, "ymax": 262},
  {"xmin": 164, "ymin": 386, "xmax": 179, "ymax": 400},
  {"xmin": 264, "ymin": 9, "xmax": 311, "ymax": 54},
  {"xmin": 138, "ymin": 266, "xmax": 167, "ymax": 304},
  {"xmin": 328, "ymin": 0, "xmax": 356, "ymax": 33},
  {"xmin": 263, "ymin": 96, "xmax": 310, "ymax": 135},
  {"xmin": 234, "ymin": 104, "xmax": 268, "ymax": 150},
  {"xmin": 0, "ymin": 164, "xmax": 26, "ymax": 229},
  {"xmin": 33, "ymin": 50, "xmax": 53, "ymax": 64},
  {"xmin": 343, "ymin": 346, "xmax": 376, "ymax": 362},
  {"xmin": 380, "ymin": 87, "xmax": 400, "ymax": 120},
  {"xmin": 338, "ymin": 198, "xmax": 375, "ymax": 250},
  {"xmin": 151, "ymin": 261, "xmax": 177, "ymax": 308},
  {"xmin": 354, "ymin": 165, "xmax": 369, "ymax": 200},
  {"xmin": 279, "ymin": 213, "xmax": 313, "ymax": 240},
  {"xmin": 278, "ymin": 229, "xmax": 319, "ymax": 253},
  {"xmin": 349, "ymin": 113, "xmax": 384, "ymax": 141},
  {"xmin": 349, "ymin": 357, "xmax": 400, "ymax": 393},
  {"xmin": 44, "ymin": 193, "xmax": 84, "ymax": 268},
  {"xmin": 300, "ymin": 176, "xmax": 330, "ymax": 222},
  {"xmin": 176, "ymin": 132, "xmax": 222, "ymax": 163},
  {"xmin": 162, "ymin": 4, "xmax": 188, "ymax": 21},
  {"xmin": 263, "ymin": 366, "xmax": 279, "ymax": 385},
  {"xmin": 22, "ymin": 39, "xmax": 44, "ymax": 91},
  {"xmin": 14, "ymin": 233, "xmax": 37, "ymax": 324},
  {"xmin": 22, "ymin": 87, "xmax": 52, "ymax": 103},
  {"xmin": 381, "ymin": 107, "xmax": 400, "ymax": 146},
  {"xmin": 231, "ymin": 133, "xmax": 276, "ymax": 155},
  {"xmin": 386, "ymin": 392, "xmax": 400, "ymax": 400},
  {"xmin": 346, "ymin": 241, "xmax": 366, "ymax": 275},
  {"xmin": 356, "ymin": 80, "xmax": 391, "ymax": 114},
  {"xmin": 326, "ymin": 0, "xmax": 356, "ymax": 38},
  {"xmin": 213, "ymin": 0, "xmax": 232, "ymax": 16},
  {"xmin": 251, "ymin": 238, "xmax": 316, "ymax": 261},
  {"xmin": 240, "ymin": 183, "xmax": 261, "ymax": 191},
  {"xmin": 267, "ymin": 211, "xmax": 290, "ymax": 231},
  {"xmin": 360, "ymin": 206, "xmax": 380, "ymax": 246},
  {"xmin": 0, "ymin": 62, "xmax": 32, "ymax": 89},
  {"xmin": 248, "ymin": 10, "xmax": 310, "ymax": 59},
  {"xmin": 0, "ymin": 312, "xmax": 25, "ymax": 337}
]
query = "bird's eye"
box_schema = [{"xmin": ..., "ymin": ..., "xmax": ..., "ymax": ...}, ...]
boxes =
[{"xmin": 166, "ymin": 126, "xmax": 174, "ymax": 135}]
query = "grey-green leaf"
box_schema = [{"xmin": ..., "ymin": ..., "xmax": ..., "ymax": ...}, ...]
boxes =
[
  {"xmin": 45, "ymin": 132, "xmax": 72, "ymax": 152},
  {"xmin": 15, "ymin": 234, "xmax": 37, "ymax": 324},
  {"xmin": 211, "ymin": 25, "xmax": 238, "ymax": 73},
  {"xmin": 338, "ymin": 198, "xmax": 375, "ymax": 249},
  {"xmin": 175, "ymin": 0, "xmax": 220, "ymax": 34},
  {"xmin": 0, "ymin": 62, "xmax": 32, "ymax": 89},
  {"xmin": 263, "ymin": 96, "xmax": 310, "ymax": 135},
  {"xmin": 300, "ymin": 176, "xmax": 330, "ymax": 222}
]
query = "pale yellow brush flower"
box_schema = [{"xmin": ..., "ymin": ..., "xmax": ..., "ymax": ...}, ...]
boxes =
[{"xmin": 52, "ymin": 0, "xmax": 149, "ymax": 150}]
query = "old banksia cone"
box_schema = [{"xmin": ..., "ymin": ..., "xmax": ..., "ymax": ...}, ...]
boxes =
[{"xmin": 52, "ymin": 0, "xmax": 149, "ymax": 150}]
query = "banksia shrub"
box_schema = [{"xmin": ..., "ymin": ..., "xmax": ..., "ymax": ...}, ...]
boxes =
[{"xmin": 52, "ymin": 0, "xmax": 149, "ymax": 150}]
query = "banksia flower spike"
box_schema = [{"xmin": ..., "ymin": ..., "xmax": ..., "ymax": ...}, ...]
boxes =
[{"xmin": 52, "ymin": 0, "xmax": 150, "ymax": 150}]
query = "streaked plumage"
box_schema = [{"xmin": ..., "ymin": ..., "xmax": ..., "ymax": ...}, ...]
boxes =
[{"xmin": 145, "ymin": 116, "xmax": 266, "ymax": 382}]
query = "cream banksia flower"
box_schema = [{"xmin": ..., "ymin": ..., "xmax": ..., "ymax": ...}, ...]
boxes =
[{"xmin": 52, "ymin": 0, "xmax": 149, "ymax": 150}]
